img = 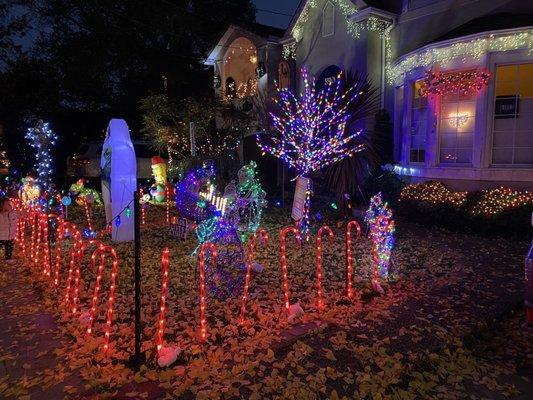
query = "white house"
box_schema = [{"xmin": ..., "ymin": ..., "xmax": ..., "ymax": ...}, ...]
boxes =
[{"xmin": 205, "ymin": 0, "xmax": 533, "ymax": 190}]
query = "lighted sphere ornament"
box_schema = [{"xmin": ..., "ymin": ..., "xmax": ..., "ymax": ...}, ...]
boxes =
[
  {"xmin": 61, "ymin": 196, "xmax": 72, "ymax": 206},
  {"xmin": 149, "ymin": 156, "xmax": 168, "ymax": 203},
  {"xmin": 257, "ymin": 67, "xmax": 365, "ymax": 236}
]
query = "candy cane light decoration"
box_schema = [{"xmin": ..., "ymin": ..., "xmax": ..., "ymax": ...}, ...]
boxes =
[
  {"xmin": 371, "ymin": 215, "xmax": 394, "ymax": 294},
  {"xmin": 198, "ymin": 242, "xmax": 217, "ymax": 342},
  {"xmin": 239, "ymin": 228, "xmax": 268, "ymax": 324},
  {"xmin": 165, "ymin": 185, "xmax": 171, "ymax": 225},
  {"xmin": 71, "ymin": 239, "xmax": 103, "ymax": 314},
  {"xmin": 156, "ymin": 247, "xmax": 170, "ymax": 355},
  {"xmin": 280, "ymin": 226, "xmax": 301, "ymax": 315},
  {"xmin": 83, "ymin": 198, "xmax": 93, "ymax": 233},
  {"xmin": 86, "ymin": 245, "xmax": 119, "ymax": 355},
  {"xmin": 346, "ymin": 220, "xmax": 361, "ymax": 299},
  {"xmin": 316, "ymin": 225, "xmax": 334, "ymax": 311}
]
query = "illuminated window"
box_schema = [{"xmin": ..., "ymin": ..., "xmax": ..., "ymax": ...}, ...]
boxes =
[
  {"xmin": 492, "ymin": 63, "xmax": 533, "ymax": 165},
  {"xmin": 409, "ymin": 79, "xmax": 427, "ymax": 163},
  {"xmin": 322, "ymin": 1, "xmax": 334, "ymax": 37},
  {"xmin": 439, "ymin": 89, "xmax": 475, "ymax": 164}
]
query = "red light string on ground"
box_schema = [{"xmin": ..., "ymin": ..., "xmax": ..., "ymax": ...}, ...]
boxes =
[
  {"xmin": 198, "ymin": 242, "xmax": 217, "ymax": 342},
  {"xmin": 156, "ymin": 247, "xmax": 170, "ymax": 355},
  {"xmin": 345, "ymin": 220, "xmax": 361, "ymax": 299},
  {"xmin": 16, "ymin": 217, "xmax": 27, "ymax": 256},
  {"xmin": 280, "ymin": 226, "xmax": 301, "ymax": 316},
  {"xmin": 86, "ymin": 245, "xmax": 119, "ymax": 355},
  {"xmin": 239, "ymin": 228, "xmax": 268, "ymax": 325},
  {"xmin": 83, "ymin": 198, "xmax": 93, "ymax": 232},
  {"xmin": 316, "ymin": 225, "xmax": 334, "ymax": 311},
  {"xmin": 32, "ymin": 213, "xmax": 42, "ymax": 265}
]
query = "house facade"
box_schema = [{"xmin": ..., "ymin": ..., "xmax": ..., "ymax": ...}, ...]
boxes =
[{"xmin": 205, "ymin": 0, "xmax": 533, "ymax": 190}]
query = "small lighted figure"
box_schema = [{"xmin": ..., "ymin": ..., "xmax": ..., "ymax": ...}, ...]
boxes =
[
  {"xmin": 150, "ymin": 156, "xmax": 168, "ymax": 203},
  {"xmin": 448, "ymin": 112, "xmax": 470, "ymax": 128},
  {"xmin": 19, "ymin": 174, "xmax": 41, "ymax": 205}
]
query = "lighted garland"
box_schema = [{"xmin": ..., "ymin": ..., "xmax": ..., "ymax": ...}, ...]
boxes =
[
  {"xmin": 400, "ymin": 181, "xmax": 467, "ymax": 208},
  {"xmin": 419, "ymin": 70, "xmax": 490, "ymax": 97},
  {"xmin": 25, "ymin": 120, "xmax": 57, "ymax": 193},
  {"xmin": 471, "ymin": 187, "xmax": 533, "ymax": 217}
]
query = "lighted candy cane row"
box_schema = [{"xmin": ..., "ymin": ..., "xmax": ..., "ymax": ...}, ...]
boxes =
[
  {"xmin": 139, "ymin": 188, "xmax": 147, "ymax": 225},
  {"xmin": 86, "ymin": 245, "xmax": 119, "ymax": 355},
  {"xmin": 156, "ymin": 248, "xmax": 170, "ymax": 356}
]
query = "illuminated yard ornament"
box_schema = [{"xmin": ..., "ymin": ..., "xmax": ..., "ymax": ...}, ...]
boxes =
[
  {"xmin": 101, "ymin": 119, "xmax": 137, "ymax": 242},
  {"xmin": 150, "ymin": 156, "xmax": 168, "ymax": 203},
  {"xmin": 19, "ymin": 174, "xmax": 41, "ymax": 205},
  {"xmin": 365, "ymin": 193, "xmax": 395, "ymax": 293},
  {"xmin": 25, "ymin": 120, "xmax": 57, "ymax": 193},
  {"xmin": 257, "ymin": 68, "xmax": 364, "ymax": 235},
  {"xmin": 69, "ymin": 179, "xmax": 102, "ymax": 206}
]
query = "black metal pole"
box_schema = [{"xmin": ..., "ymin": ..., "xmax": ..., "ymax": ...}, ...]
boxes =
[{"xmin": 131, "ymin": 190, "xmax": 145, "ymax": 370}]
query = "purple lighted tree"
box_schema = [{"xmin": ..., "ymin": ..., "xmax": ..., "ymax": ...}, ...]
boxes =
[{"xmin": 256, "ymin": 68, "xmax": 366, "ymax": 234}]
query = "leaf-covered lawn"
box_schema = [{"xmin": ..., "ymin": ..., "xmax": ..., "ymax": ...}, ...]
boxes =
[{"xmin": 0, "ymin": 204, "xmax": 531, "ymax": 399}]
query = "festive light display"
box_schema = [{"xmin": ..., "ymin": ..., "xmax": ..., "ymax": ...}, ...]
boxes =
[
  {"xmin": 68, "ymin": 179, "xmax": 102, "ymax": 206},
  {"xmin": 390, "ymin": 29, "xmax": 533, "ymax": 83},
  {"xmin": 400, "ymin": 181, "xmax": 467, "ymax": 207},
  {"xmin": 72, "ymin": 239, "xmax": 103, "ymax": 314},
  {"xmin": 345, "ymin": 220, "xmax": 361, "ymax": 300},
  {"xmin": 280, "ymin": 226, "xmax": 302, "ymax": 315},
  {"xmin": 156, "ymin": 248, "xmax": 170, "ymax": 355},
  {"xmin": 20, "ymin": 175, "xmax": 41, "ymax": 205},
  {"xmin": 62, "ymin": 224, "xmax": 83, "ymax": 307},
  {"xmin": 25, "ymin": 120, "xmax": 57, "ymax": 192},
  {"xmin": 53, "ymin": 221, "xmax": 80, "ymax": 288},
  {"xmin": 139, "ymin": 188, "xmax": 147, "ymax": 225},
  {"xmin": 472, "ymin": 187, "xmax": 533, "ymax": 216},
  {"xmin": 149, "ymin": 156, "xmax": 168, "ymax": 203},
  {"xmin": 198, "ymin": 243, "xmax": 217, "ymax": 342},
  {"xmin": 83, "ymin": 198, "xmax": 94, "ymax": 233},
  {"xmin": 239, "ymin": 229, "xmax": 268, "ymax": 325},
  {"xmin": 316, "ymin": 225, "xmax": 334, "ymax": 311},
  {"xmin": 282, "ymin": 42, "xmax": 297, "ymax": 60},
  {"xmin": 257, "ymin": 68, "xmax": 364, "ymax": 235},
  {"xmin": 419, "ymin": 70, "xmax": 490, "ymax": 97},
  {"xmin": 365, "ymin": 194, "xmax": 395, "ymax": 291},
  {"xmin": 165, "ymin": 185, "xmax": 171, "ymax": 224},
  {"xmin": 86, "ymin": 245, "xmax": 119, "ymax": 355}
]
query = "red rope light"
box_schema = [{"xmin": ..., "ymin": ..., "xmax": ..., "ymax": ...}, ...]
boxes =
[
  {"xmin": 71, "ymin": 239, "xmax": 103, "ymax": 314},
  {"xmin": 280, "ymin": 226, "xmax": 301, "ymax": 316},
  {"xmin": 156, "ymin": 247, "xmax": 170, "ymax": 355},
  {"xmin": 83, "ymin": 198, "xmax": 93, "ymax": 232},
  {"xmin": 86, "ymin": 245, "xmax": 119, "ymax": 355},
  {"xmin": 62, "ymin": 223, "xmax": 82, "ymax": 306},
  {"xmin": 198, "ymin": 242, "xmax": 217, "ymax": 342},
  {"xmin": 239, "ymin": 228, "xmax": 268, "ymax": 325},
  {"xmin": 345, "ymin": 220, "xmax": 361, "ymax": 299},
  {"xmin": 316, "ymin": 225, "xmax": 334, "ymax": 311}
]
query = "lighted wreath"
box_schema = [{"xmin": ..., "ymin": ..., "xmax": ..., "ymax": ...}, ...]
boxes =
[{"xmin": 419, "ymin": 70, "xmax": 490, "ymax": 97}]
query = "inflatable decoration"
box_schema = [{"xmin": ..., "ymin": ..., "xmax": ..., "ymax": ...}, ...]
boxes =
[
  {"xmin": 101, "ymin": 119, "xmax": 137, "ymax": 242},
  {"xmin": 69, "ymin": 179, "xmax": 102, "ymax": 206},
  {"xmin": 150, "ymin": 156, "xmax": 168, "ymax": 203}
]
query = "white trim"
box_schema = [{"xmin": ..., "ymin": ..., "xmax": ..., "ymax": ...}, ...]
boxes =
[{"xmin": 322, "ymin": 1, "xmax": 335, "ymax": 38}]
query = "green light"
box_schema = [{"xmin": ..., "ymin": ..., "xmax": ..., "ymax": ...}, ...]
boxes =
[
  {"xmin": 330, "ymin": 202, "xmax": 338, "ymax": 210},
  {"xmin": 125, "ymin": 206, "xmax": 132, "ymax": 218},
  {"xmin": 197, "ymin": 199, "xmax": 207, "ymax": 208}
]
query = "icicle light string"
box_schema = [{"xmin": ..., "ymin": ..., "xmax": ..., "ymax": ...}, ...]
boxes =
[
  {"xmin": 280, "ymin": 226, "xmax": 302, "ymax": 316},
  {"xmin": 239, "ymin": 228, "xmax": 268, "ymax": 325},
  {"xmin": 316, "ymin": 225, "xmax": 334, "ymax": 311},
  {"xmin": 345, "ymin": 220, "xmax": 361, "ymax": 300}
]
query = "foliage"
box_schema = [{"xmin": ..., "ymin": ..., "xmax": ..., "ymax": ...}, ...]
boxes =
[
  {"xmin": 398, "ymin": 181, "xmax": 533, "ymax": 237},
  {"xmin": 363, "ymin": 169, "xmax": 406, "ymax": 208}
]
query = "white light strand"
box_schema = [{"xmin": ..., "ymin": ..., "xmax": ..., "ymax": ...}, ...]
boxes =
[{"xmin": 389, "ymin": 29, "xmax": 533, "ymax": 84}]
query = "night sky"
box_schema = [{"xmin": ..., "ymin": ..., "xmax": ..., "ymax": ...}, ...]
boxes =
[{"xmin": 252, "ymin": 0, "xmax": 300, "ymax": 29}]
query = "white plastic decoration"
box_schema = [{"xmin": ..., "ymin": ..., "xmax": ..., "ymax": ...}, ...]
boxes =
[{"xmin": 101, "ymin": 119, "xmax": 137, "ymax": 242}]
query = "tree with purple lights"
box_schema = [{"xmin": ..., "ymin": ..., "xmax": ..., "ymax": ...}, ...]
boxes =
[{"xmin": 256, "ymin": 68, "xmax": 365, "ymax": 235}]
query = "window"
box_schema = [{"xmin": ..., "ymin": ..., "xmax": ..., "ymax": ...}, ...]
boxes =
[
  {"xmin": 322, "ymin": 1, "xmax": 334, "ymax": 37},
  {"xmin": 492, "ymin": 63, "xmax": 533, "ymax": 165},
  {"xmin": 409, "ymin": 79, "xmax": 427, "ymax": 163},
  {"xmin": 438, "ymin": 90, "xmax": 475, "ymax": 164}
]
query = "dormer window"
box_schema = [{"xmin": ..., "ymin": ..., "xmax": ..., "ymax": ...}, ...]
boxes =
[{"xmin": 322, "ymin": 1, "xmax": 335, "ymax": 37}]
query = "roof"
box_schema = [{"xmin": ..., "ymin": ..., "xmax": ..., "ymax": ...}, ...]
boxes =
[
  {"xmin": 248, "ymin": 23, "xmax": 285, "ymax": 39},
  {"xmin": 362, "ymin": 0, "xmax": 402, "ymax": 14},
  {"xmin": 431, "ymin": 13, "xmax": 533, "ymax": 43}
]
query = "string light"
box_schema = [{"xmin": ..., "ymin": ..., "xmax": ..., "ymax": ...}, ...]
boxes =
[
  {"xmin": 345, "ymin": 220, "xmax": 361, "ymax": 300},
  {"xmin": 165, "ymin": 185, "xmax": 171, "ymax": 225},
  {"xmin": 316, "ymin": 225, "xmax": 333, "ymax": 311},
  {"xmin": 370, "ymin": 215, "xmax": 395, "ymax": 294},
  {"xmin": 400, "ymin": 181, "xmax": 467, "ymax": 207},
  {"xmin": 72, "ymin": 239, "xmax": 102, "ymax": 315},
  {"xmin": 419, "ymin": 70, "xmax": 490, "ymax": 97},
  {"xmin": 24, "ymin": 120, "xmax": 57, "ymax": 192},
  {"xmin": 156, "ymin": 248, "xmax": 170, "ymax": 355},
  {"xmin": 139, "ymin": 188, "xmax": 146, "ymax": 225},
  {"xmin": 239, "ymin": 229, "xmax": 268, "ymax": 325},
  {"xmin": 390, "ymin": 29, "xmax": 533, "ymax": 83},
  {"xmin": 472, "ymin": 187, "xmax": 533, "ymax": 216},
  {"xmin": 280, "ymin": 227, "xmax": 301, "ymax": 316},
  {"xmin": 86, "ymin": 245, "xmax": 119, "ymax": 355},
  {"xmin": 63, "ymin": 223, "xmax": 82, "ymax": 308},
  {"xmin": 198, "ymin": 243, "xmax": 217, "ymax": 342},
  {"xmin": 83, "ymin": 198, "xmax": 94, "ymax": 233}
]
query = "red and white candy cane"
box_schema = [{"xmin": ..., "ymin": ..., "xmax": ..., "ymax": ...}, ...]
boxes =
[
  {"xmin": 239, "ymin": 229, "xmax": 269, "ymax": 325},
  {"xmin": 83, "ymin": 198, "xmax": 93, "ymax": 232},
  {"xmin": 86, "ymin": 245, "xmax": 119, "ymax": 355},
  {"xmin": 156, "ymin": 248, "xmax": 170, "ymax": 355},
  {"xmin": 280, "ymin": 226, "xmax": 301, "ymax": 316},
  {"xmin": 43, "ymin": 213, "xmax": 63, "ymax": 277},
  {"xmin": 345, "ymin": 220, "xmax": 361, "ymax": 299},
  {"xmin": 316, "ymin": 225, "xmax": 334, "ymax": 311},
  {"xmin": 198, "ymin": 242, "xmax": 217, "ymax": 342},
  {"xmin": 71, "ymin": 239, "xmax": 103, "ymax": 314},
  {"xmin": 61, "ymin": 223, "xmax": 82, "ymax": 305}
]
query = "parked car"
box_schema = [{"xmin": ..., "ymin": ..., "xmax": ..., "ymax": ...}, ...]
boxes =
[{"xmin": 67, "ymin": 140, "xmax": 162, "ymax": 180}]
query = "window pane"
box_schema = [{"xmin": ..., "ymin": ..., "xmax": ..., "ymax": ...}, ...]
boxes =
[
  {"xmin": 492, "ymin": 148, "xmax": 513, "ymax": 164},
  {"xmin": 515, "ymin": 148, "xmax": 533, "ymax": 164},
  {"xmin": 410, "ymin": 79, "xmax": 427, "ymax": 163}
]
